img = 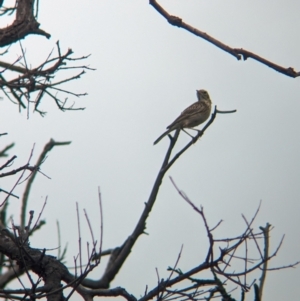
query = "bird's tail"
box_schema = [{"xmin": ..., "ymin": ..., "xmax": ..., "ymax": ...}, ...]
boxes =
[{"xmin": 153, "ymin": 128, "xmax": 174, "ymax": 145}]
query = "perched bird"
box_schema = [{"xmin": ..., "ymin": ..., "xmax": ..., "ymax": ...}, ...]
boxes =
[{"xmin": 153, "ymin": 89, "xmax": 212, "ymax": 145}]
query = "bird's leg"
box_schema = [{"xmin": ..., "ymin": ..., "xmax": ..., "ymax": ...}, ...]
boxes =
[
  {"xmin": 183, "ymin": 129, "xmax": 204, "ymax": 143},
  {"xmin": 187, "ymin": 128, "xmax": 203, "ymax": 135},
  {"xmin": 182, "ymin": 129, "xmax": 194, "ymax": 138}
]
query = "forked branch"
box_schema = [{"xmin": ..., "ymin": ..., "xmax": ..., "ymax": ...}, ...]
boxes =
[
  {"xmin": 88, "ymin": 106, "xmax": 235, "ymax": 289},
  {"xmin": 0, "ymin": 41, "xmax": 93, "ymax": 115}
]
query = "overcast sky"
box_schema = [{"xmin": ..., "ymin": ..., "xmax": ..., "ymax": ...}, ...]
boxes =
[{"xmin": 1, "ymin": 1, "xmax": 300, "ymax": 300}]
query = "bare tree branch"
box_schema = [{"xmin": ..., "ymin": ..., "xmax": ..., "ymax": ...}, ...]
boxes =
[
  {"xmin": 0, "ymin": 41, "xmax": 93, "ymax": 115},
  {"xmin": 149, "ymin": 0, "xmax": 300, "ymax": 78},
  {"xmin": 20, "ymin": 138, "xmax": 71, "ymax": 228},
  {"xmin": 0, "ymin": 0, "xmax": 50, "ymax": 48}
]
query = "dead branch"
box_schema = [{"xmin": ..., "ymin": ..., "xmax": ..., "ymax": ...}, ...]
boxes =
[
  {"xmin": 0, "ymin": 143, "xmax": 14, "ymax": 158},
  {"xmin": 0, "ymin": 0, "xmax": 50, "ymax": 48},
  {"xmin": 0, "ymin": 116, "xmax": 298, "ymax": 300},
  {"xmin": 20, "ymin": 138, "xmax": 71, "ymax": 228},
  {"xmin": 149, "ymin": 0, "xmax": 300, "ymax": 78},
  {"xmin": 84, "ymin": 106, "xmax": 234, "ymax": 290},
  {"xmin": 0, "ymin": 41, "xmax": 93, "ymax": 115}
]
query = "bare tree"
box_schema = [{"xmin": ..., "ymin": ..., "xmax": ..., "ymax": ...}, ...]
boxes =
[
  {"xmin": 1, "ymin": 109, "xmax": 298, "ymax": 301},
  {"xmin": 0, "ymin": 1, "xmax": 298, "ymax": 301}
]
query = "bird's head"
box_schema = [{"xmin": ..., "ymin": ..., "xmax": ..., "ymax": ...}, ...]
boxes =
[{"xmin": 196, "ymin": 89, "xmax": 210, "ymax": 101}]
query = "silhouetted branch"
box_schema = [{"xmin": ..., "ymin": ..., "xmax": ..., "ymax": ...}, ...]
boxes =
[
  {"xmin": 0, "ymin": 143, "xmax": 14, "ymax": 157},
  {"xmin": 0, "ymin": 0, "xmax": 50, "ymax": 48},
  {"xmin": 149, "ymin": 0, "xmax": 300, "ymax": 78},
  {"xmin": 0, "ymin": 41, "xmax": 93, "ymax": 115},
  {"xmin": 20, "ymin": 138, "xmax": 71, "ymax": 228},
  {"xmin": 84, "ymin": 106, "xmax": 235, "ymax": 290},
  {"xmin": 257, "ymin": 223, "xmax": 271, "ymax": 300},
  {"xmin": 162, "ymin": 182, "xmax": 300, "ymax": 301}
]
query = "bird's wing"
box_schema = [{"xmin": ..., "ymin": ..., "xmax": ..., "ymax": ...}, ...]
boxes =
[
  {"xmin": 181, "ymin": 101, "xmax": 203, "ymax": 115},
  {"xmin": 167, "ymin": 101, "xmax": 202, "ymax": 129}
]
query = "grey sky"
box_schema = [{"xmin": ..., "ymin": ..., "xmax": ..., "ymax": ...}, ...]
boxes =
[{"xmin": 1, "ymin": 1, "xmax": 300, "ymax": 300}]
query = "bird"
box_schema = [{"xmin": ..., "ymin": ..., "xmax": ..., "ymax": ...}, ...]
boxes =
[{"xmin": 153, "ymin": 89, "xmax": 212, "ymax": 145}]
